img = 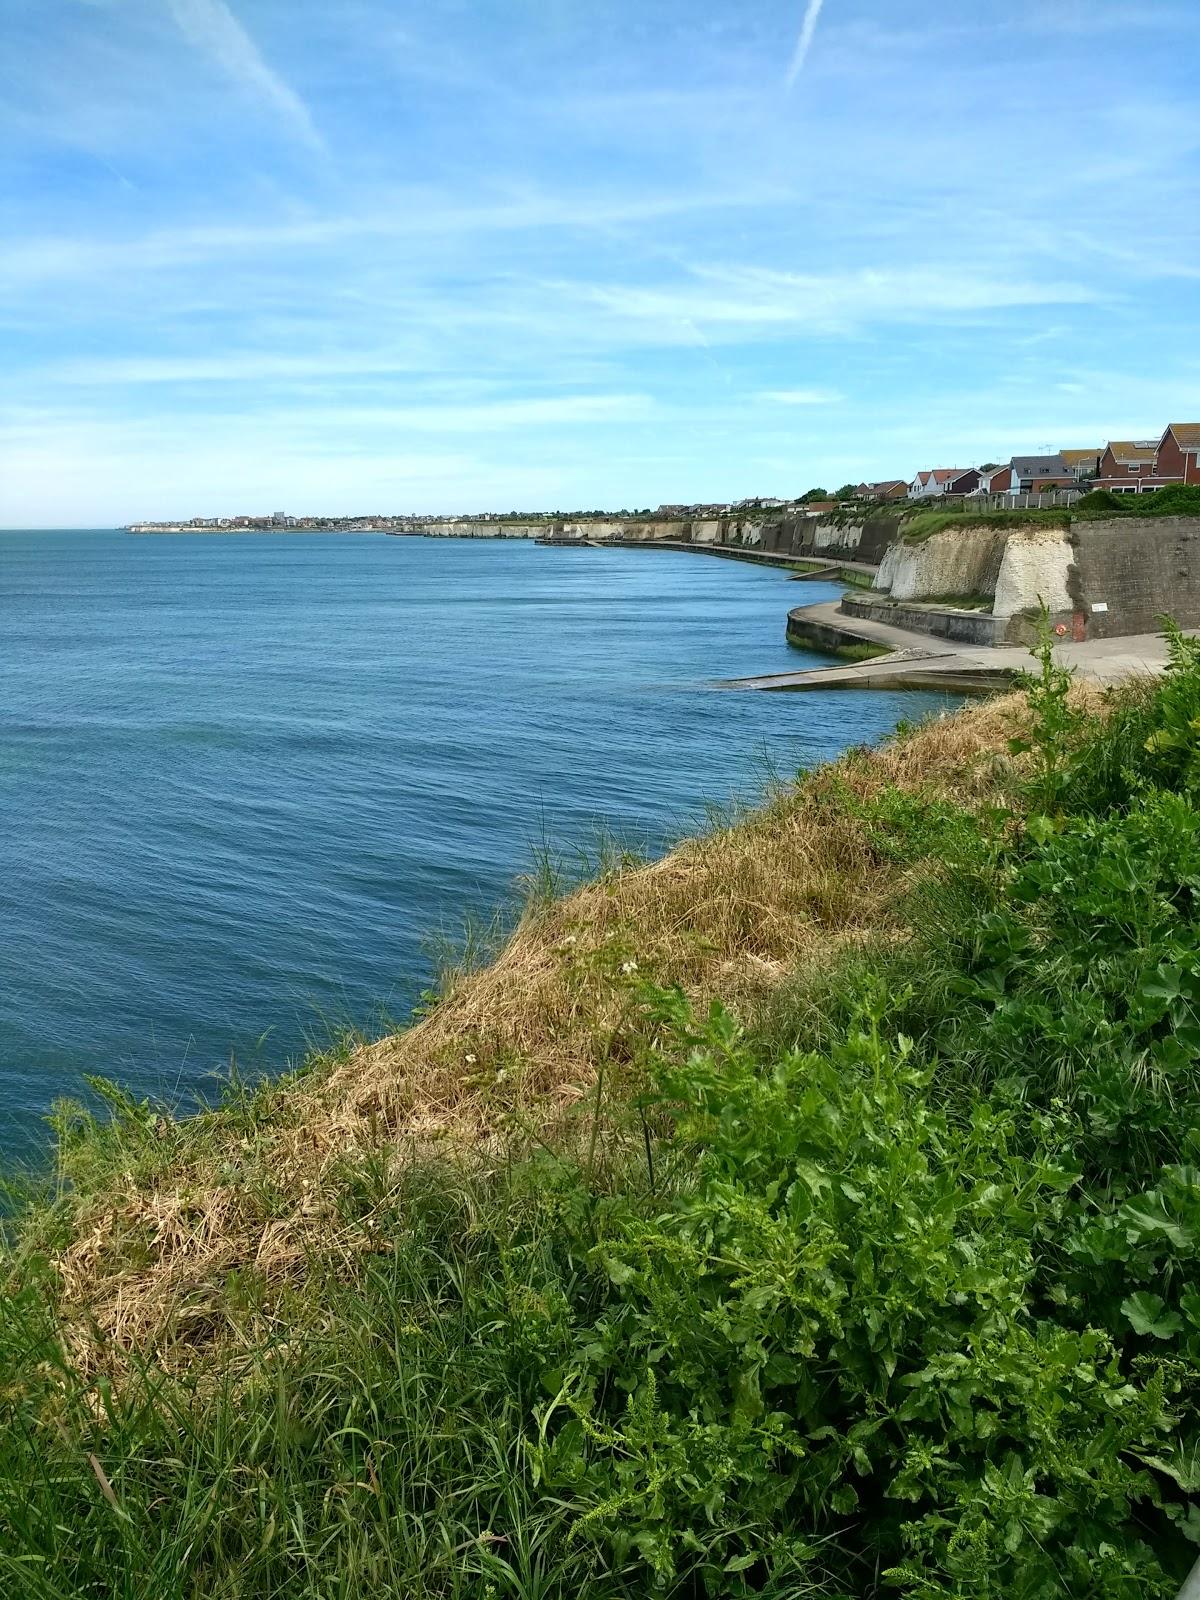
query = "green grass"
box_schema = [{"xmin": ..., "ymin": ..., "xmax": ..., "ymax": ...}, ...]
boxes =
[
  {"xmin": 900, "ymin": 507, "xmax": 1072, "ymax": 543},
  {"xmin": 8, "ymin": 639, "xmax": 1200, "ymax": 1596},
  {"xmin": 900, "ymin": 484, "xmax": 1200, "ymax": 546},
  {"xmin": 830, "ymin": 639, "xmax": 891, "ymax": 661}
]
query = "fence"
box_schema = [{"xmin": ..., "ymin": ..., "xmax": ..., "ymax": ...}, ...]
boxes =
[{"xmin": 913, "ymin": 490, "xmax": 1082, "ymax": 514}]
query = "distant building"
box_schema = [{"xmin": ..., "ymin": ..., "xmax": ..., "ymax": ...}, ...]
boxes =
[
  {"xmin": 946, "ymin": 469, "xmax": 983, "ymax": 495},
  {"xmin": 908, "ymin": 469, "xmax": 968, "ymax": 499},
  {"xmin": 856, "ymin": 479, "xmax": 908, "ymax": 501},
  {"xmin": 1154, "ymin": 424, "xmax": 1200, "ymax": 486},
  {"xmin": 973, "ymin": 465, "xmax": 1012, "ymax": 493},
  {"xmin": 908, "ymin": 467, "xmax": 966, "ymax": 499},
  {"xmin": 1094, "ymin": 440, "xmax": 1162, "ymax": 493},
  {"xmin": 1060, "ymin": 448, "xmax": 1101, "ymax": 481},
  {"xmin": 1008, "ymin": 454, "xmax": 1076, "ymax": 492}
]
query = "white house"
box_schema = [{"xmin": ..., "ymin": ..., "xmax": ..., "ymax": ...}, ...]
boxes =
[{"xmin": 908, "ymin": 468, "xmax": 968, "ymax": 500}]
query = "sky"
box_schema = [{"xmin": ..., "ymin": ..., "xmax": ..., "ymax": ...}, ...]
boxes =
[{"xmin": 1, "ymin": 0, "xmax": 1198, "ymax": 525}]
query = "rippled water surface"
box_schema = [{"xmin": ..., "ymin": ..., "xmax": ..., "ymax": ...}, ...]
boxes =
[{"xmin": 0, "ymin": 530, "xmax": 952, "ymax": 1153}]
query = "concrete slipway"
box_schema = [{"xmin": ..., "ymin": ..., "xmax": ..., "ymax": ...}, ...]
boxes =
[{"xmin": 722, "ymin": 601, "xmax": 1184, "ymax": 693}]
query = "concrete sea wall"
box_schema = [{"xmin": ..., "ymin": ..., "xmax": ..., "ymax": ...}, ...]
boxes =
[
  {"xmin": 1067, "ymin": 516, "xmax": 1200, "ymax": 639},
  {"xmin": 401, "ymin": 521, "xmax": 547, "ymax": 538},
  {"xmin": 866, "ymin": 516, "xmax": 1200, "ymax": 644},
  {"xmin": 840, "ymin": 594, "xmax": 1002, "ymax": 646},
  {"xmin": 402, "ymin": 511, "xmax": 906, "ymax": 563}
]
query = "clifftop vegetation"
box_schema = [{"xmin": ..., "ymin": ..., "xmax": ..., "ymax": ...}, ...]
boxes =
[
  {"xmin": 898, "ymin": 483, "xmax": 1200, "ymax": 544},
  {"xmin": 6, "ymin": 639, "xmax": 1200, "ymax": 1596}
]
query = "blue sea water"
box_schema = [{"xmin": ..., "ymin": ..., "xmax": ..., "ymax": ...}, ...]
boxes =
[{"xmin": 0, "ymin": 530, "xmax": 951, "ymax": 1156}]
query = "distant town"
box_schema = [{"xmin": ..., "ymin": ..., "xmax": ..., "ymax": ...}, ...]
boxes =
[{"xmin": 126, "ymin": 421, "xmax": 1200, "ymax": 532}]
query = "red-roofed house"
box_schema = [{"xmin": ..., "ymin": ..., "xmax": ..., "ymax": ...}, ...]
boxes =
[
  {"xmin": 972, "ymin": 465, "xmax": 1012, "ymax": 494},
  {"xmin": 1095, "ymin": 439, "xmax": 1171, "ymax": 494},
  {"xmin": 856, "ymin": 479, "xmax": 909, "ymax": 501},
  {"xmin": 1154, "ymin": 424, "xmax": 1200, "ymax": 486},
  {"xmin": 908, "ymin": 468, "xmax": 968, "ymax": 500}
]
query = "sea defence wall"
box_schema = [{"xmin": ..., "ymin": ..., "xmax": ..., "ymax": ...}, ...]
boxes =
[
  {"xmin": 868, "ymin": 517, "xmax": 1200, "ymax": 643},
  {"xmin": 398, "ymin": 511, "xmax": 901, "ymax": 559},
  {"xmin": 400, "ymin": 521, "xmax": 547, "ymax": 538},
  {"xmin": 400, "ymin": 517, "xmax": 768, "ymax": 545}
]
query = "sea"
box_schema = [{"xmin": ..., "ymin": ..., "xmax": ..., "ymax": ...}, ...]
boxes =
[{"xmin": 0, "ymin": 530, "xmax": 953, "ymax": 1157}]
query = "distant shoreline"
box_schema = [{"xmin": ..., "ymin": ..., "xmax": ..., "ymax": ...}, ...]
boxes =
[{"xmin": 125, "ymin": 524, "xmax": 389, "ymax": 534}]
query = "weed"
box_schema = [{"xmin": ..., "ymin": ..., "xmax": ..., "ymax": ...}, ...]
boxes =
[{"xmin": 12, "ymin": 651, "xmax": 1200, "ymax": 1595}]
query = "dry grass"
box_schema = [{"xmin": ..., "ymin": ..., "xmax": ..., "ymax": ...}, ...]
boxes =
[{"xmin": 45, "ymin": 690, "xmax": 1059, "ymax": 1368}]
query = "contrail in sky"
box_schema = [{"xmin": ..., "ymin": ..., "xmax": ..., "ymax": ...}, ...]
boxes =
[
  {"xmin": 167, "ymin": 0, "xmax": 325, "ymax": 153},
  {"xmin": 784, "ymin": 0, "xmax": 826, "ymax": 90}
]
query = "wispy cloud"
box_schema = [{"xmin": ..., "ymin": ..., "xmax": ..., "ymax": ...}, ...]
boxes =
[
  {"xmin": 784, "ymin": 0, "xmax": 826, "ymax": 89},
  {"xmin": 4, "ymin": 0, "xmax": 1199, "ymax": 523},
  {"xmin": 756, "ymin": 388, "xmax": 842, "ymax": 405},
  {"xmin": 165, "ymin": 0, "xmax": 324, "ymax": 152},
  {"xmin": 568, "ymin": 264, "xmax": 1103, "ymax": 341}
]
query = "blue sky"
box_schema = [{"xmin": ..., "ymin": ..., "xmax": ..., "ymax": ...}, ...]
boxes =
[{"xmin": 2, "ymin": 0, "xmax": 1198, "ymax": 525}]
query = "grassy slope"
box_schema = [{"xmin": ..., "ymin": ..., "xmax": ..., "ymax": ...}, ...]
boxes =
[
  {"xmin": 36, "ymin": 695, "xmax": 1021, "ymax": 1365},
  {"xmin": 6, "ymin": 654, "xmax": 1200, "ymax": 1598}
]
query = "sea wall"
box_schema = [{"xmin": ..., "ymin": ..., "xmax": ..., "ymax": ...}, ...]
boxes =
[
  {"xmin": 401, "ymin": 512, "xmax": 901, "ymax": 562},
  {"xmin": 840, "ymin": 594, "xmax": 1003, "ymax": 646},
  {"xmin": 403, "ymin": 517, "xmax": 778, "ymax": 546},
  {"xmin": 866, "ymin": 515, "xmax": 1200, "ymax": 643},
  {"xmin": 1066, "ymin": 516, "xmax": 1200, "ymax": 639},
  {"xmin": 401, "ymin": 521, "xmax": 546, "ymax": 538}
]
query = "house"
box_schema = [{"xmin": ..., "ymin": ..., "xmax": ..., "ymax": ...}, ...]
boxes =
[
  {"xmin": 1008, "ymin": 454, "xmax": 1077, "ymax": 492},
  {"xmin": 856, "ymin": 479, "xmax": 909, "ymax": 501},
  {"xmin": 970, "ymin": 465, "xmax": 1012, "ymax": 494},
  {"xmin": 908, "ymin": 468, "xmax": 968, "ymax": 499},
  {"xmin": 1060, "ymin": 448, "xmax": 1101, "ymax": 481},
  {"xmin": 947, "ymin": 469, "xmax": 982, "ymax": 495},
  {"xmin": 1094, "ymin": 440, "xmax": 1163, "ymax": 494},
  {"xmin": 1153, "ymin": 424, "xmax": 1200, "ymax": 486}
]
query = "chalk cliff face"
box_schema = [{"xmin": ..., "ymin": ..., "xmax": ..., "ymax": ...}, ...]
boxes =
[
  {"xmin": 872, "ymin": 516, "xmax": 1200, "ymax": 642},
  {"xmin": 403, "ymin": 521, "xmax": 545, "ymax": 537},
  {"xmin": 875, "ymin": 525, "xmax": 1009, "ymax": 602},
  {"xmin": 992, "ymin": 528, "xmax": 1073, "ymax": 619}
]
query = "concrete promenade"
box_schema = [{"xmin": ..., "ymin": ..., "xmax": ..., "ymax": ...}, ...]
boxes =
[{"xmin": 724, "ymin": 600, "xmax": 1182, "ymax": 693}]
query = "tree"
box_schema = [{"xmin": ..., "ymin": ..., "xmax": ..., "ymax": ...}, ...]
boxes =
[
  {"xmin": 835, "ymin": 482, "xmax": 859, "ymax": 500},
  {"xmin": 799, "ymin": 487, "xmax": 829, "ymax": 503}
]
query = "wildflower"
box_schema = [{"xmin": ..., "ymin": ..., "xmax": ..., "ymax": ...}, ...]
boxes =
[
  {"xmin": 465, "ymin": 1053, "xmax": 477, "ymax": 1065},
  {"xmin": 620, "ymin": 959, "xmax": 639, "ymax": 975}
]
